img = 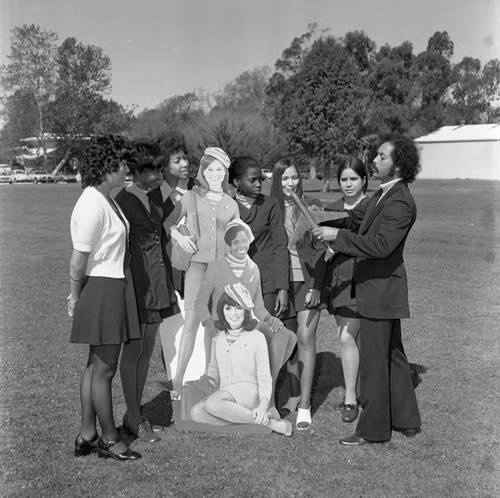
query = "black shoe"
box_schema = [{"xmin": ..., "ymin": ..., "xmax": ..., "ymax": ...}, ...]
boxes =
[
  {"xmin": 123, "ymin": 414, "xmax": 161, "ymax": 443},
  {"xmin": 393, "ymin": 426, "xmax": 421, "ymax": 438},
  {"xmin": 279, "ymin": 407, "xmax": 292, "ymax": 418},
  {"xmin": 74, "ymin": 434, "xmax": 98, "ymax": 457},
  {"xmin": 340, "ymin": 403, "xmax": 358, "ymax": 423},
  {"xmin": 338, "ymin": 433, "xmax": 369, "ymax": 446},
  {"xmin": 96, "ymin": 436, "xmax": 142, "ymax": 461}
]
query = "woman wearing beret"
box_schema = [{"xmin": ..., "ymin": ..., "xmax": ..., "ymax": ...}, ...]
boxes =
[{"xmin": 164, "ymin": 147, "xmax": 239, "ymax": 397}]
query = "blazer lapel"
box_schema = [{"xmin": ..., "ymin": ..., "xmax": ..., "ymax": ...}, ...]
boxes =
[
  {"xmin": 360, "ymin": 182, "xmax": 406, "ymax": 234},
  {"xmin": 359, "ymin": 190, "xmax": 382, "ymax": 234}
]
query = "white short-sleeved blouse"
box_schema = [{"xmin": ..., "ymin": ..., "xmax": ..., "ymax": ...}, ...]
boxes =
[{"xmin": 71, "ymin": 186, "xmax": 129, "ymax": 278}]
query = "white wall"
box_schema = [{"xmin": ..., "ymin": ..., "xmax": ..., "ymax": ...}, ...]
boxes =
[{"xmin": 418, "ymin": 141, "xmax": 500, "ymax": 180}]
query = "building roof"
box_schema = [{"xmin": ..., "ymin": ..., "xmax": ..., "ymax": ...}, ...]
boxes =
[{"xmin": 415, "ymin": 124, "xmax": 500, "ymax": 143}]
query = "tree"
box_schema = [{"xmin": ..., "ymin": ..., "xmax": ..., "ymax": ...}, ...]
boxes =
[
  {"xmin": 128, "ymin": 92, "xmax": 202, "ymax": 139},
  {"xmin": 412, "ymin": 31, "xmax": 454, "ymax": 107},
  {"xmin": 49, "ymin": 37, "xmax": 126, "ymax": 174},
  {"xmin": 449, "ymin": 57, "xmax": 486, "ymax": 124},
  {"xmin": 269, "ymin": 36, "xmax": 367, "ymax": 187},
  {"xmin": 0, "ymin": 24, "xmax": 59, "ymax": 163},
  {"xmin": 274, "ymin": 23, "xmax": 321, "ymax": 77},
  {"xmin": 214, "ymin": 66, "xmax": 271, "ymax": 113},
  {"xmin": 362, "ymin": 41, "xmax": 416, "ymax": 136},
  {"xmin": 343, "ymin": 30, "xmax": 376, "ymax": 73},
  {"xmin": 481, "ymin": 59, "xmax": 500, "ymax": 122}
]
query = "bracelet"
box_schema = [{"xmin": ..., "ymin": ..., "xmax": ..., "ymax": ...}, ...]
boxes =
[
  {"xmin": 70, "ymin": 276, "xmax": 84, "ymax": 283},
  {"xmin": 278, "ymin": 289, "xmax": 288, "ymax": 294}
]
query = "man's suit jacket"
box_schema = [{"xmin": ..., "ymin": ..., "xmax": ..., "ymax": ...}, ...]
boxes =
[{"xmin": 333, "ymin": 180, "xmax": 416, "ymax": 320}]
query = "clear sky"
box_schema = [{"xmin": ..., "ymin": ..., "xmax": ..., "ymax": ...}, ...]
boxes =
[{"xmin": 1, "ymin": 0, "xmax": 499, "ymax": 114}]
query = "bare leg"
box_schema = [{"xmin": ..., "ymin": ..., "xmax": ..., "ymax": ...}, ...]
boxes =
[
  {"xmin": 204, "ymin": 391, "xmax": 255, "ymax": 424},
  {"xmin": 335, "ymin": 315, "xmax": 360, "ymax": 405},
  {"xmin": 171, "ymin": 263, "xmax": 206, "ymax": 393},
  {"xmin": 203, "ymin": 326, "xmax": 212, "ymax": 375},
  {"xmin": 281, "ymin": 317, "xmax": 301, "ymax": 413},
  {"xmin": 190, "ymin": 397, "xmax": 236, "ymax": 426},
  {"xmin": 172, "ymin": 309, "xmax": 200, "ymax": 392},
  {"xmin": 191, "ymin": 394, "xmax": 291, "ymax": 435},
  {"xmin": 296, "ymin": 309, "xmax": 320, "ymax": 410}
]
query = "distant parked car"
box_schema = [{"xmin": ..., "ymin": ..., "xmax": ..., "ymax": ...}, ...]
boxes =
[
  {"xmin": 261, "ymin": 169, "xmax": 273, "ymax": 180},
  {"xmin": 0, "ymin": 172, "xmax": 11, "ymax": 184},
  {"xmin": 29, "ymin": 170, "xmax": 55, "ymax": 183},
  {"xmin": 10, "ymin": 169, "xmax": 32, "ymax": 184},
  {"xmin": 54, "ymin": 172, "xmax": 78, "ymax": 183}
]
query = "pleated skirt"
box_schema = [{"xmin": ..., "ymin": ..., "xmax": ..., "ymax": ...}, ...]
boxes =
[{"xmin": 70, "ymin": 268, "xmax": 141, "ymax": 345}]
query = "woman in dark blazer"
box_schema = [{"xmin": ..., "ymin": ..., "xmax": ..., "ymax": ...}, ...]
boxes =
[{"xmin": 115, "ymin": 140, "xmax": 180, "ymax": 443}]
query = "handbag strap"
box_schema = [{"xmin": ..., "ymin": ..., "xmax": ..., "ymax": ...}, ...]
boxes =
[{"xmin": 186, "ymin": 190, "xmax": 200, "ymax": 240}]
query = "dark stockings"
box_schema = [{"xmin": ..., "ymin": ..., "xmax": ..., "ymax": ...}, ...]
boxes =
[
  {"xmin": 80, "ymin": 344, "xmax": 122, "ymax": 447},
  {"xmin": 120, "ymin": 323, "xmax": 159, "ymax": 428}
]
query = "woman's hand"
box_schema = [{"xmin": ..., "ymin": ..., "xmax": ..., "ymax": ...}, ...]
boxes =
[
  {"xmin": 171, "ymin": 228, "xmax": 197, "ymax": 253},
  {"xmin": 274, "ymin": 289, "xmax": 288, "ymax": 317},
  {"xmin": 304, "ymin": 289, "xmax": 321, "ymax": 308},
  {"xmin": 268, "ymin": 316, "xmax": 284, "ymax": 334},
  {"xmin": 67, "ymin": 294, "xmax": 78, "ymax": 317},
  {"xmin": 308, "ymin": 204, "xmax": 324, "ymax": 212},
  {"xmin": 312, "ymin": 226, "xmax": 339, "ymax": 242},
  {"xmin": 202, "ymin": 374, "xmax": 218, "ymax": 390},
  {"xmin": 253, "ymin": 399, "xmax": 270, "ymax": 425}
]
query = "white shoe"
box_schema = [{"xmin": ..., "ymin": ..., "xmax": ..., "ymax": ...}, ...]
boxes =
[{"xmin": 296, "ymin": 407, "xmax": 312, "ymax": 430}]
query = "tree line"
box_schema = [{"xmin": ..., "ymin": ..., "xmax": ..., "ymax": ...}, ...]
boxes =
[{"xmin": 1, "ymin": 23, "xmax": 499, "ymax": 180}]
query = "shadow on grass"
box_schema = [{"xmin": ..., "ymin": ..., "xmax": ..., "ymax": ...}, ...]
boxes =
[
  {"xmin": 143, "ymin": 391, "xmax": 174, "ymax": 428},
  {"xmin": 275, "ymin": 351, "xmax": 344, "ymax": 415},
  {"xmin": 410, "ymin": 362, "xmax": 427, "ymax": 389}
]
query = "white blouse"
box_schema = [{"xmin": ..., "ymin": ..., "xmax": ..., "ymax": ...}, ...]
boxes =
[{"xmin": 71, "ymin": 186, "xmax": 129, "ymax": 278}]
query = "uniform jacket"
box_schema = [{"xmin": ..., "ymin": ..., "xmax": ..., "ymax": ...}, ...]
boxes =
[
  {"xmin": 115, "ymin": 188, "xmax": 178, "ymax": 323},
  {"xmin": 195, "ymin": 256, "xmax": 270, "ymax": 326},
  {"xmin": 236, "ymin": 194, "xmax": 290, "ymax": 294},
  {"xmin": 207, "ymin": 330, "xmax": 272, "ymax": 402},
  {"xmin": 164, "ymin": 189, "xmax": 239, "ymax": 263},
  {"xmin": 333, "ymin": 181, "xmax": 416, "ymax": 319},
  {"xmin": 321, "ymin": 196, "xmax": 370, "ymax": 308}
]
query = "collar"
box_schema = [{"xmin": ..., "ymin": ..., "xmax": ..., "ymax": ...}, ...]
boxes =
[
  {"xmin": 126, "ymin": 182, "xmax": 151, "ymax": 211},
  {"xmin": 379, "ymin": 178, "xmax": 402, "ymax": 197}
]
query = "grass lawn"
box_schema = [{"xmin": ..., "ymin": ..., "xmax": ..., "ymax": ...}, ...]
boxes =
[{"xmin": 0, "ymin": 180, "xmax": 499, "ymax": 497}]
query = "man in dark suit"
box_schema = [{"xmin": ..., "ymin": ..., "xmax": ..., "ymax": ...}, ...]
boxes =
[{"xmin": 313, "ymin": 135, "xmax": 421, "ymax": 445}]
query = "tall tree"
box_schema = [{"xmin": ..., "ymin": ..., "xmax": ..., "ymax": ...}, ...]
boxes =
[
  {"xmin": 343, "ymin": 30, "xmax": 376, "ymax": 73},
  {"xmin": 449, "ymin": 57, "xmax": 486, "ymax": 124},
  {"xmin": 364, "ymin": 41, "xmax": 416, "ymax": 136},
  {"xmin": 0, "ymin": 24, "xmax": 59, "ymax": 163},
  {"xmin": 128, "ymin": 92, "xmax": 202, "ymax": 139},
  {"xmin": 214, "ymin": 66, "xmax": 271, "ymax": 113},
  {"xmin": 49, "ymin": 37, "xmax": 124, "ymax": 173},
  {"xmin": 480, "ymin": 59, "xmax": 500, "ymax": 122},
  {"xmin": 270, "ymin": 36, "xmax": 366, "ymax": 186},
  {"xmin": 412, "ymin": 31, "xmax": 454, "ymax": 107}
]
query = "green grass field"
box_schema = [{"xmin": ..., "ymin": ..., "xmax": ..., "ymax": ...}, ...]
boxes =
[{"xmin": 0, "ymin": 180, "xmax": 499, "ymax": 497}]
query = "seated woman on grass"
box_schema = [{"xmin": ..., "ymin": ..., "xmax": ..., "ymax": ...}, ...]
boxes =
[{"xmin": 190, "ymin": 283, "xmax": 292, "ymax": 436}]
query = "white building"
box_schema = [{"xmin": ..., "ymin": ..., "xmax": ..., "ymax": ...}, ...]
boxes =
[{"xmin": 415, "ymin": 124, "xmax": 500, "ymax": 180}]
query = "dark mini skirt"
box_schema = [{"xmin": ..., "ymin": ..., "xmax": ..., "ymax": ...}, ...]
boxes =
[
  {"xmin": 70, "ymin": 268, "xmax": 141, "ymax": 345},
  {"xmin": 283, "ymin": 281, "xmax": 321, "ymax": 320},
  {"xmin": 330, "ymin": 304, "xmax": 361, "ymax": 319}
]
